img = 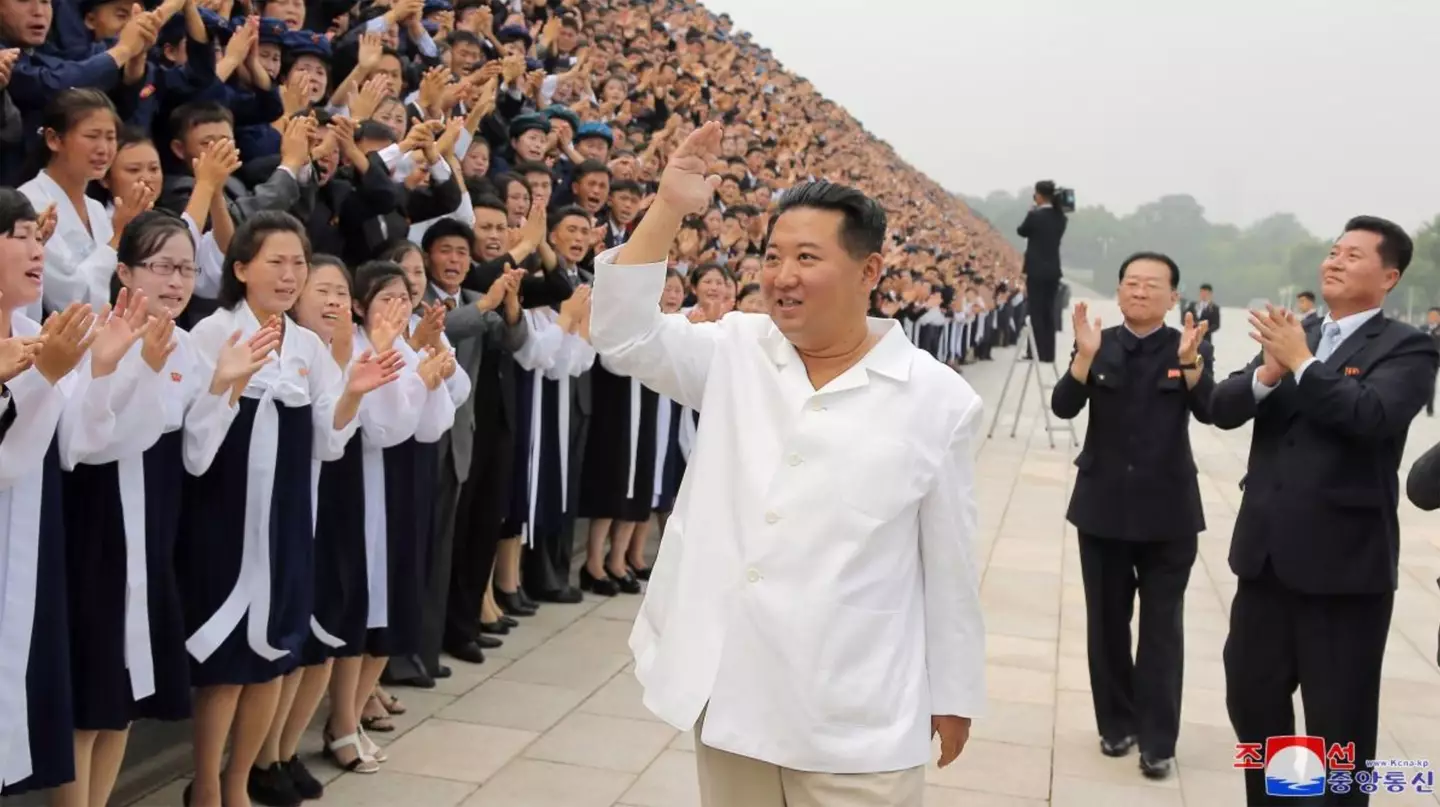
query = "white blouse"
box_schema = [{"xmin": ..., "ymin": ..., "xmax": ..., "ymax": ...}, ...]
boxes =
[{"xmin": 19, "ymin": 170, "xmax": 117, "ymax": 320}]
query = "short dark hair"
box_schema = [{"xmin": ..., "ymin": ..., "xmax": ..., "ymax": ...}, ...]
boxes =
[
  {"xmin": 549, "ymin": 204, "xmax": 591, "ymax": 232},
  {"xmin": 351, "ymin": 260, "xmax": 410, "ymax": 325},
  {"xmin": 217, "ymin": 211, "xmax": 312, "ymax": 309},
  {"xmin": 472, "ymin": 195, "xmax": 507, "ymax": 216},
  {"xmin": 766, "ymin": 181, "xmax": 887, "ymax": 260},
  {"xmin": 1199, "ymin": 283, "xmax": 1212, "ymax": 292},
  {"xmin": 448, "ymin": 29, "xmax": 483, "ymax": 51},
  {"xmin": 573, "ymin": 159, "xmax": 611, "ymax": 181},
  {"xmin": 1297, "ymin": 290, "xmax": 1316, "ymax": 303},
  {"xmin": 512, "ymin": 160, "xmax": 552, "ymax": 178},
  {"xmin": 0, "ymin": 188, "xmax": 38, "ymax": 237},
  {"xmin": 1344, "ymin": 215, "xmax": 1413, "ymax": 273},
  {"xmin": 609, "ymin": 179, "xmax": 643, "ymax": 196},
  {"xmin": 422, "ymin": 218, "xmax": 475, "ymax": 254},
  {"xmin": 1117, "ymin": 251, "xmax": 1180, "ymax": 289},
  {"xmin": 170, "ymin": 101, "xmax": 233, "ymax": 141},
  {"xmin": 355, "ymin": 119, "xmax": 398, "ymax": 145}
]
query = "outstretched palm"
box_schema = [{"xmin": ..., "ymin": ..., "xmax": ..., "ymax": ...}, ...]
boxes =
[
  {"xmin": 657, "ymin": 121, "xmax": 723, "ymax": 215},
  {"xmin": 1178, "ymin": 311, "xmax": 1208, "ymax": 360},
  {"xmin": 1071, "ymin": 301, "xmax": 1102, "ymax": 358}
]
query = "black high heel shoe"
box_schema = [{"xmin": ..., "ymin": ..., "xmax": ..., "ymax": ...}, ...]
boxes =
[
  {"xmin": 479, "ymin": 620, "xmax": 510, "ymax": 635},
  {"xmin": 494, "ymin": 587, "xmax": 537, "ymax": 617},
  {"xmin": 518, "ymin": 587, "xmax": 540, "ymax": 610},
  {"xmin": 499, "ymin": 615, "xmax": 519, "ymax": 628},
  {"xmin": 628, "ymin": 563, "xmax": 652, "ymax": 582},
  {"xmin": 608, "ymin": 567, "xmax": 642, "ymax": 595},
  {"xmin": 580, "ymin": 566, "xmax": 618, "ymax": 596}
]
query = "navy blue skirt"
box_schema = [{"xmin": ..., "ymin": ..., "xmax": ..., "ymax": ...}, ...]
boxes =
[
  {"xmin": 303, "ymin": 432, "xmax": 366, "ymax": 665},
  {"xmin": 365, "ymin": 437, "xmax": 437, "ymax": 658},
  {"xmin": 178, "ymin": 399, "xmax": 315, "ymax": 687},
  {"xmin": 62, "ymin": 429, "xmax": 191, "ymax": 731},
  {"xmin": 502, "ymin": 367, "xmax": 536, "ymax": 537},
  {"xmin": 2, "ymin": 435, "xmax": 75, "ymax": 795}
]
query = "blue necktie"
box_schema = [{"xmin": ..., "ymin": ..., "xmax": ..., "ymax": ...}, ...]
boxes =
[{"xmin": 1316, "ymin": 322, "xmax": 1342, "ymax": 362}]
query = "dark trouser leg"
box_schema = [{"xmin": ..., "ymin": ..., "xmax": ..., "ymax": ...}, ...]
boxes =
[
  {"xmin": 443, "ymin": 468, "xmax": 485, "ymax": 649},
  {"xmin": 1132, "ymin": 534, "xmax": 1197, "ymax": 759},
  {"xmin": 1296, "ymin": 588, "xmax": 1393, "ymax": 806},
  {"xmin": 1225, "ymin": 567, "xmax": 1300, "ymax": 806},
  {"xmin": 415, "ymin": 449, "xmax": 462, "ymax": 675},
  {"xmin": 1077, "ymin": 532, "xmax": 1138, "ymax": 743},
  {"xmin": 1027, "ymin": 276, "xmax": 1060, "ymax": 363}
]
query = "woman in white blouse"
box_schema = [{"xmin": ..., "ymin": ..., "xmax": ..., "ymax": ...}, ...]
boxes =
[{"xmin": 19, "ymin": 90, "xmax": 125, "ymax": 321}]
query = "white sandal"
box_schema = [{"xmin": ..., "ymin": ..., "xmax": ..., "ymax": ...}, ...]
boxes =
[
  {"xmin": 325, "ymin": 731, "xmax": 381, "ymax": 774},
  {"xmin": 358, "ymin": 726, "xmax": 388, "ymax": 763}
]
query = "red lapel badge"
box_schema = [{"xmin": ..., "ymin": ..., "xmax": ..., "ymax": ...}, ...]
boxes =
[
  {"xmin": 139, "ymin": 84, "xmax": 155, "ymax": 99},
  {"xmin": 1167, "ymin": 368, "xmax": 1182, "ymax": 379},
  {"xmin": 170, "ymin": 372, "xmax": 183, "ymax": 383},
  {"xmin": 1344, "ymin": 366, "xmax": 1360, "ymax": 377}
]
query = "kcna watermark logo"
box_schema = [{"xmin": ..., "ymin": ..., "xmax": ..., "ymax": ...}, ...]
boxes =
[{"xmin": 1234, "ymin": 736, "xmax": 1433, "ymax": 797}]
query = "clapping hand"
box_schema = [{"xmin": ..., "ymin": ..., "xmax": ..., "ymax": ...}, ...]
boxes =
[
  {"xmin": 408, "ymin": 301, "xmax": 445, "ymax": 352},
  {"xmin": 89, "ymin": 288, "xmax": 155, "ymax": 378},
  {"xmin": 36, "ymin": 203, "xmax": 58, "ymax": 244},
  {"xmin": 141, "ymin": 313, "xmax": 177, "ymax": 372},
  {"xmin": 1249, "ymin": 304, "xmax": 1309, "ymax": 377},
  {"xmin": 1177, "ymin": 311, "xmax": 1208, "ymax": 366},
  {"xmin": 1071, "ymin": 301, "xmax": 1101, "ymax": 359},
  {"xmin": 367, "ymin": 296, "xmax": 411, "ymax": 352},
  {"xmin": 0, "ymin": 292, "xmax": 44, "ymax": 383},
  {"xmin": 34, "ymin": 303, "xmax": 98, "ymax": 385},
  {"xmin": 210, "ymin": 320, "xmax": 282, "ymax": 400},
  {"xmin": 345, "ymin": 348, "xmax": 404, "ymax": 395},
  {"xmin": 416, "ymin": 346, "xmax": 448, "ymax": 390}
]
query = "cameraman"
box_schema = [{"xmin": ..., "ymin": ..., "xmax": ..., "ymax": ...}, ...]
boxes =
[{"xmin": 1018, "ymin": 180, "xmax": 1068, "ymax": 362}]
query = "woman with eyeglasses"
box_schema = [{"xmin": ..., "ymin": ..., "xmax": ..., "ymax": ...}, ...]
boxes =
[{"xmin": 56, "ymin": 211, "xmax": 276, "ymax": 807}]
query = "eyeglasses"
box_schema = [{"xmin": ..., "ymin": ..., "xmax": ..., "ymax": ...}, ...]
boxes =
[{"xmin": 138, "ymin": 259, "xmax": 198, "ymax": 278}]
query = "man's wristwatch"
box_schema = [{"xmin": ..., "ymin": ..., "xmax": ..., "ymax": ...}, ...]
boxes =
[{"xmin": 1181, "ymin": 354, "xmax": 1203, "ymax": 370}]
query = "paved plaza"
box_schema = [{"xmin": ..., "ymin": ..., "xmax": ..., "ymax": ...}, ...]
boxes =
[{"xmin": 127, "ymin": 292, "xmax": 1440, "ymax": 806}]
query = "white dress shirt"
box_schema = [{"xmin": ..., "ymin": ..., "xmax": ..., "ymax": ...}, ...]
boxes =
[
  {"xmin": 589, "ymin": 246, "xmax": 987, "ymax": 774},
  {"xmin": 1252, "ymin": 307, "xmax": 1382, "ymax": 401},
  {"xmin": 19, "ymin": 170, "xmax": 116, "ymax": 320}
]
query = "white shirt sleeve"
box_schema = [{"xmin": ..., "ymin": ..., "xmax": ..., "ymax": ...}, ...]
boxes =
[{"xmin": 590, "ymin": 247, "xmax": 722, "ymax": 410}]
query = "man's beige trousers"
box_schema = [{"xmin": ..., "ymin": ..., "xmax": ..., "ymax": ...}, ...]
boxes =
[{"xmin": 693, "ymin": 711, "xmax": 925, "ymax": 807}]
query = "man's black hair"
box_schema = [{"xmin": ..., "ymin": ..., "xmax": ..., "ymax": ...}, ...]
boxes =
[
  {"xmin": 1117, "ymin": 251, "xmax": 1180, "ymax": 289},
  {"xmin": 609, "ymin": 179, "xmax": 643, "ymax": 196},
  {"xmin": 422, "ymin": 218, "xmax": 475, "ymax": 254},
  {"xmin": 766, "ymin": 180, "xmax": 886, "ymax": 260},
  {"xmin": 1297, "ymin": 290, "xmax": 1316, "ymax": 303},
  {"xmin": 1199, "ymin": 283, "xmax": 1212, "ymax": 292},
  {"xmin": 573, "ymin": 159, "xmax": 611, "ymax": 181},
  {"xmin": 1344, "ymin": 215, "xmax": 1413, "ymax": 272},
  {"xmin": 355, "ymin": 120, "xmax": 398, "ymax": 144},
  {"xmin": 473, "ymin": 195, "xmax": 507, "ymax": 216},
  {"xmin": 512, "ymin": 160, "xmax": 552, "ymax": 177},
  {"xmin": 549, "ymin": 204, "xmax": 592, "ymax": 232}
]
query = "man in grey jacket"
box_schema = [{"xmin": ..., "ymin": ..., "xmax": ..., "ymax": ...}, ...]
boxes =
[{"xmin": 389, "ymin": 218, "xmax": 527, "ymax": 686}]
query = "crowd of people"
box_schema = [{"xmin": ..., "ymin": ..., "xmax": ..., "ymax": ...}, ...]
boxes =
[{"xmin": 0, "ymin": 0, "xmax": 1020, "ymax": 805}]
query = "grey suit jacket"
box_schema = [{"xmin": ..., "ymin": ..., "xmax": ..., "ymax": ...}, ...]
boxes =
[{"xmin": 427, "ymin": 285, "xmax": 528, "ymax": 483}]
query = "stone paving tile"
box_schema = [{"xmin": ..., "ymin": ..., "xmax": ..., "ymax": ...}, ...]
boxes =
[{"xmin": 126, "ymin": 298, "xmax": 1440, "ymax": 806}]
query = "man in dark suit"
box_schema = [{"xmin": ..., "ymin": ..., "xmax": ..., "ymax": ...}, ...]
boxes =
[
  {"xmin": 1051, "ymin": 252, "xmax": 1214, "ymax": 781},
  {"xmin": 1210, "ymin": 216, "xmax": 1438, "ymax": 806},
  {"xmin": 391, "ymin": 219, "xmax": 526, "ymax": 686},
  {"xmin": 1017, "ymin": 179, "xmax": 1067, "ymax": 363},
  {"xmin": 1296, "ymin": 290, "xmax": 1322, "ymax": 327},
  {"xmin": 1423, "ymin": 307, "xmax": 1440, "ymax": 416},
  {"xmin": 1182, "ymin": 283, "xmax": 1220, "ymax": 343}
]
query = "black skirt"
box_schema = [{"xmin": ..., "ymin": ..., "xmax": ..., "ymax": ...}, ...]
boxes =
[
  {"xmin": 303, "ymin": 432, "xmax": 366, "ymax": 664},
  {"xmin": 653, "ymin": 400, "xmax": 686, "ymax": 514},
  {"xmin": 502, "ymin": 366, "xmax": 537, "ymax": 537},
  {"xmin": 579, "ymin": 364, "xmax": 660, "ymax": 522},
  {"xmin": 62, "ymin": 429, "xmax": 191, "ymax": 731},
  {"xmin": 2, "ymin": 434, "xmax": 75, "ymax": 796},
  {"xmin": 178, "ymin": 400, "xmax": 315, "ymax": 687},
  {"xmin": 365, "ymin": 438, "xmax": 437, "ymax": 658}
]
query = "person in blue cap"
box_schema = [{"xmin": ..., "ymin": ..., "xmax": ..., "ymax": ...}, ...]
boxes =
[
  {"xmin": 231, "ymin": 17, "xmax": 291, "ymax": 160},
  {"xmin": 278, "ymin": 27, "xmax": 331, "ymax": 109},
  {"xmin": 0, "ymin": 0, "xmax": 171, "ymax": 185},
  {"xmin": 487, "ymin": 110, "xmax": 545, "ymax": 179},
  {"xmin": 146, "ymin": 6, "xmax": 228, "ymax": 144},
  {"xmin": 574, "ymin": 119, "xmax": 613, "ymax": 163},
  {"xmin": 254, "ymin": 0, "xmax": 304, "ymax": 33}
]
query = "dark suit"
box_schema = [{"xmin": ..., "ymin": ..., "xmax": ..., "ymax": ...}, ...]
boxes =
[
  {"xmin": 1182, "ymin": 299, "xmax": 1220, "ymax": 343},
  {"xmin": 1209, "ymin": 313, "xmax": 1438, "ymax": 806},
  {"xmin": 1403, "ymin": 439, "xmax": 1440, "ymax": 667},
  {"xmin": 1052, "ymin": 325, "xmax": 1213, "ymax": 759},
  {"xmin": 1425, "ymin": 323, "xmax": 1440, "ymax": 415},
  {"xmin": 395, "ymin": 284, "xmax": 526, "ymax": 681},
  {"xmin": 1017, "ymin": 206, "xmax": 1066, "ymax": 362}
]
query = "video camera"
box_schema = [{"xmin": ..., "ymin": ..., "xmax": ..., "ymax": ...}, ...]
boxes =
[{"xmin": 1053, "ymin": 186, "xmax": 1076, "ymax": 213}]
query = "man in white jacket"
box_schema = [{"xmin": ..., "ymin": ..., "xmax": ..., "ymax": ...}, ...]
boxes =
[{"xmin": 589, "ymin": 121, "xmax": 986, "ymax": 807}]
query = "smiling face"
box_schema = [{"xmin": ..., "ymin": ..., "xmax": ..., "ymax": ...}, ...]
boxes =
[
  {"xmin": 293, "ymin": 261, "xmax": 350, "ymax": 343},
  {"xmin": 761, "ymin": 207, "xmax": 878, "ymax": 351},
  {"xmin": 235, "ymin": 230, "xmax": 309, "ymax": 318},
  {"xmin": 48, "ymin": 108, "xmax": 118, "ymax": 182},
  {"xmin": 1320, "ymin": 229, "xmax": 1399, "ymax": 315},
  {"xmin": 0, "ymin": 218, "xmax": 45, "ymax": 312},
  {"xmin": 106, "ymin": 141, "xmax": 163, "ymax": 203},
  {"xmin": 427, "ymin": 235, "xmax": 471, "ymax": 294}
]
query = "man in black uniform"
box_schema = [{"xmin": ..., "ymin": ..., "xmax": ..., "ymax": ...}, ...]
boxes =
[
  {"xmin": 1211, "ymin": 216, "xmax": 1438, "ymax": 806},
  {"xmin": 1017, "ymin": 180, "xmax": 1067, "ymax": 363},
  {"xmin": 1051, "ymin": 252, "xmax": 1213, "ymax": 781}
]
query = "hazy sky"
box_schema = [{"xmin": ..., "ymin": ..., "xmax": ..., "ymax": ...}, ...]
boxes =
[{"xmin": 701, "ymin": 0, "xmax": 1437, "ymax": 235}]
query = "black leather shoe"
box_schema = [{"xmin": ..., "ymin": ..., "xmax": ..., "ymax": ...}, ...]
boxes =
[
  {"xmin": 431, "ymin": 663, "xmax": 452, "ymax": 679},
  {"xmin": 629, "ymin": 564, "xmax": 652, "ymax": 581},
  {"xmin": 1100, "ymin": 735, "xmax": 1138, "ymax": 757},
  {"xmin": 382, "ymin": 669, "xmax": 436, "ymax": 689},
  {"xmin": 248, "ymin": 763, "xmax": 302, "ymax": 807},
  {"xmin": 499, "ymin": 615, "xmax": 519, "ymax": 628},
  {"xmin": 579, "ymin": 568, "xmax": 618, "ymax": 597},
  {"xmin": 445, "ymin": 641, "xmax": 486, "ymax": 664},
  {"xmin": 495, "ymin": 588, "xmax": 537, "ymax": 617},
  {"xmin": 284, "ymin": 755, "xmax": 323, "ymax": 800},
  {"xmin": 480, "ymin": 620, "xmax": 510, "ymax": 636},
  {"xmin": 476, "ymin": 634, "xmax": 502, "ymax": 649},
  {"xmin": 538, "ymin": 584, "xmax": 585, "ymax": 603},
  {"xmin": 608, "ymin": 568, "xmax": 642, "ymax": 595},
  {"xmin": 1139, "ymin": 754, "xmax": 1174, "ymax": 780},
  {"xmin": 182, "ymin": 782, "xmax": 193, "ymax": 807},
  {"xmin": 518, "ymin": 588, "xmax": 539, "ymax": 610}
]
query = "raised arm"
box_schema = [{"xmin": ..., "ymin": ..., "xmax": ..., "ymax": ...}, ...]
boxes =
[{"xmin": 591, "ymin": 122, "xmax": 726, "ymax": 409}]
